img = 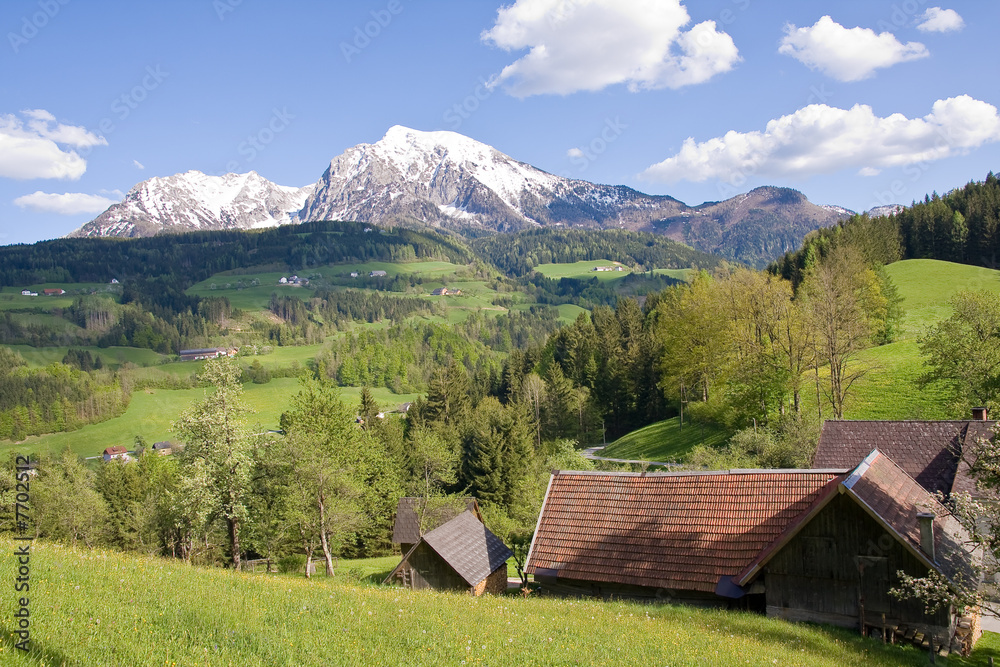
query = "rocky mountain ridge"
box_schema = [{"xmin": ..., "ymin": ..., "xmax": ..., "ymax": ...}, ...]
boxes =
[{"xmin": 71, "ymin": 126, "xmax": 893, "ymax": 265}]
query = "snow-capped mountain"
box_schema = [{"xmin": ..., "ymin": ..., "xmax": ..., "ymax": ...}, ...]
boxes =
[
  {"xmin": 72, "ymin": 126, "xmax": 852, "ymax": 265},
  {"xmin": 70, "ymin": 171, "xmax": 313, "ymax": 238},
  {"xmin": 867, "ymin": 204, "xmax": 905, "ymax": 218},
  {"xmin": 298, "ymin": 125, "xmax": 690, "ymax": 232}
]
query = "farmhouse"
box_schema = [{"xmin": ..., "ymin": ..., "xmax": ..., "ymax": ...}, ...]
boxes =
[
  {"xmin": 20, "ymin": 290, "xmax": 37, "ymax": 296},
  {"xmin": 527, "ymin": 451, "xmax": 978, "ymax": 651},
  {"xmin": 370, "ymin": 270, "xmax": 387, "ymax": 277},
  {"xmin": 811, "ymin": 410, "xmax": 994, "ymax": 496},
  {"xmin": 152, "ymin": 441, "xmax": 174, "ymax": 455},
  {"xmin": 385, "ymin": 511, "xmax": 511, "ymax": 596},
  {"xmin": 43, "ymin": 288, "xmax": 65, "ymax": 296},
  {"xmin": 103, "ymin": 446, "xmax": 130, "ymax": 462},
  {"xmin": 178, "ymin": 347, "xmax": 236, "ymax": 362},
  {"xmin": 430, "ymin": 288, "xmax": 462, "ymax": 296}
]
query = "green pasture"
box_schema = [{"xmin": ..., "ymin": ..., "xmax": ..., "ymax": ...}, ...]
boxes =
[
  {"xmin": 0, "ymin": 378, "xmax": 419, "ymax": 459},
  {"xmin": 885, "ymin": 259, "xmax": 1000, "ymax": 337},
  {"xmin": 0, "ymin": 539, "xmax": 971, "ymax": 667},
  {"xmin": 600, "ymin": 416, "xmax": 732, "ymax": 463},
  {"xmin": 7, "ymin": 345, "xmax": 166, "ymax": 369},
  {"xmin": 653, "ymin": 268, "xmax": 694, "ymax": 282},
  {"xmin": 5, "ymin": 312, "xmax": 85, "ymax": 334},
  {"xmin": 534, "ymin": 260, "xmax": 633, "ymax": 281},
  {"xmin": 187, "ymin": 260, "xmax": 468, "ymax": 310},
  {"xmin": 0, "ymin": 283, "xmax": 115, "ymax": 311}
]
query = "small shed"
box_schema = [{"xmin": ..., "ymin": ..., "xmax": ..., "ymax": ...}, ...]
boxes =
[
  {"xmin": 384, "ymin": 511, "xmax": 512, "ymax": 596},
  {"xmin": 392, "ymin": 497, "xmax": 481, "ymax": 556}
]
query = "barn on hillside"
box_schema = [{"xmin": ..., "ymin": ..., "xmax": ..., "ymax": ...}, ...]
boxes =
[
  {"xmin": 384, "ymin": 511, "xmax": 512, "ymax": 596},
  {"xmin": 527, "ymin": 450, "xmax": 977, "ymax": 651},
  {"xmin": 812, "ymin": 412, "xmax": 994, "ymax": 497}
]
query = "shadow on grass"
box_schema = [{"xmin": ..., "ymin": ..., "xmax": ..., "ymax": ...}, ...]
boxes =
[{"xmin": 1, "ymin": 625, "xmax": 80, "ymax": 666}]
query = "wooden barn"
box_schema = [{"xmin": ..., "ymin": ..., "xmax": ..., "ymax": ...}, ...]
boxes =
[
  {"xmin": 384, "ymin": 511, "xmax": 512, "ymax": 596},
  {"xmin": 391, "ymin": 496, "xmax": 481, "ymax": 556},
  {"xmin": 812, "ymin": 412, "xmax": 994, "ymax": 496},
  {"xmin": 527, "ymin": 450, "xmax": 977, "ymax": 651}
]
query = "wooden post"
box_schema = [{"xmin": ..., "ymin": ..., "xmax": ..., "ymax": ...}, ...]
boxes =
[
  {"xmin": 929, "ymin": 635, "xmax": 934, "ymax": 664},
  {"xmin": 881, "ymin": 613, "xmax": 886, "ymax": 644}
]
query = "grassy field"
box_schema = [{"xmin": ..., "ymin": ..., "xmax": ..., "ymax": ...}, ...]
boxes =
[
  {"xmin": 534, "ymin": 260, "xmax": 633, "ymax": 281},
  {"xmin": 0, "ymin": 378, "xmax": 419, "ymax": 460},
  {"xmin": 8, "ymin": 345, "xmax": 167, "ymax": 369},
  {"xmin": 808, "ymin": 259, "xmax": 1000, "ymax": 421},
  {"xmin": 600, "ymin": 416, "xmax": 732, "ymax": 462},
  {"xmin": 187, "ymin": 260, "xmax": 468, "ymax": 310},
  {"xmin": 0, "ymin": 538, "xmax": 975, "ymax": 667}
]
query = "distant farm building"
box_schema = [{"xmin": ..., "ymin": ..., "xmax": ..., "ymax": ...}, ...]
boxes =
[
  {"xmin": 430, "ymin": 288, "xmax": 462, "ymax": 296},
  {"xmin": 370, "ymin": 270, "xmax": 388, "ymax": 277},
  {"xmin": 385, "ymin": 511, "xmax": 511, "ymax": 596},
  {"xmin": 592, "ymin": 265, "xmax": 625, "ymax": 272},
  {"xmin": 103, "ymin": 446, "xmax": 130, "ymax": 462},
  {"xmin": 179, "ymin": 347, "xmax": 236, "ymax": 362},
  {"xmin": 43, "ymin": 288, "xmax": 65, "ymax": 296},
  {"xmin": 152, "ymin": 441, "xmax": 174, "ymax": 455},
  {"xmin": 20, "ymin": 290, "xmax": 36, "ymax": 296}
]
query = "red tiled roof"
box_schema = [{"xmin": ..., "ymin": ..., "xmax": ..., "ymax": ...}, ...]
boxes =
[
  {"xmin": 845, "ymin": 450, "xmax": 975, "ymax": 584},
  {"xmin": 738, "ymin": 449, "xmax": 977, "ymax": 588},
  {"xmin": 526, "ymin": 469, "xmax": 843, "ymax": 593},
  {"xmin": 104, "ymin": 446, "xmax": 127, "ymax": 456},
  {"xmin": 813, "ymin": 420, "xmax": 993, "ymax": 496}
]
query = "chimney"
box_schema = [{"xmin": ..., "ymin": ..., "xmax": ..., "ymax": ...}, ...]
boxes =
[
  {"xmin": 916, "ymin": 512, "xmax": 936, "ymax": 562},
  {"xmin": 972, "ymin": 406, "xmax": 988, "ymax": 421}
]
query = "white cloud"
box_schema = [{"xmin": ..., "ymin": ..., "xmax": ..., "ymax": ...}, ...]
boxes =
[
  {"xmin": 778, "ymin": 16, "xmax": 928, "ymax": 82},
  {"xmin": 14, "ymin": 191, "xmax": 117, "ymax": 215},
  {"xmin": 482, "ymin": 0, "xmax": 740, "ymax": 97},
  {"xmin": 0, "ymin": 110, "xmax": 106, "ymax": 180},
  {"xmin": 859, "ymin": 167, "xmax": 881, "ymax": 177},
  {"xmin": 567, "ymin": 148, "xmax": 585, "ymax": 159},
  {"xmin": 133, "ymin": 159, "xmax": 145, "ymax": 170},
  {"xmin": 917, "ymin": 7, "xmax": 964, "ymax": 33},
  {"xmin": 641, "ymin": 95, "xmax": 1000, "ymax": 184}
]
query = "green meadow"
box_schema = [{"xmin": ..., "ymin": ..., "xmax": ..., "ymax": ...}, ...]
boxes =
[
  {"xmin": 0, "ymin": 539, "xmax": 976, "ymax": 667},
  {"xmin": 534, "ymin": 259, "xmax": 633, "ymax": 280},
  {"xmin": 0, "ymin": 378, "xmax": 418, "ymax": 460},
  {"xmin": 600, "ymin": 416, "xmax": 731, "ymax": 463}
]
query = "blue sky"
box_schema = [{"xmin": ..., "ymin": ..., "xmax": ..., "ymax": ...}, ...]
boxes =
[{"xmin": 1, "ymin": 0, "xmax": 997, "ymax": 245}]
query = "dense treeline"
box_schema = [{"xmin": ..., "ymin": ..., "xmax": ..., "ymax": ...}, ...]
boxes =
[
  {"xmin": 773, "ymin": 172, "xmax": 1000, "ymax": 284},
  {"xmin": 315, "ymin": 308, "xmax": 563, "ymax": 394},
  {"xmin": 0, "ymin": 221, "xmax": 473, "ymax": 288},
  {"xmin": 471, "ymin": 228, "xmax": 720, "ymax": 276},
  {"xmin": 0, "ymin": 348, "xmax": 128, "ymax": 440},
  {"xmin": 519, "ymin": 271, "xmax": 684, "ymax": 309},
  {"xmin": 6, "ymin": 359, "xmax": 591, "ymax": 573}
]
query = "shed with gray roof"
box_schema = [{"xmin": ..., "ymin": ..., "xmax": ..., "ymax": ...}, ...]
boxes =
[{"xmin": 384, "ymin": 511, "xmax": 512, "ymax": 596}]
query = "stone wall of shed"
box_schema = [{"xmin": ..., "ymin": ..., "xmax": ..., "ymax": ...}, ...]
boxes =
[{"xmin": 763, "ymin": 494, "xmax": 953, "ymax": 639}]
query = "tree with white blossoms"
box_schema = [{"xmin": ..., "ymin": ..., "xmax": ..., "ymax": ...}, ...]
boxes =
[
  {"xmin": 890, "ymin": 427, "xmax": 1000, "ymax": 619},
  {"xmin": 174, "ymin": 357, "xmax": 255, "ymax": 569}
]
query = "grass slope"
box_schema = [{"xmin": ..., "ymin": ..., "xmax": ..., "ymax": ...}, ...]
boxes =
[
  {"xmin": 534, "ymin": 260, "xmax": 632, "ymax": 281},
  {"xmin": 828, "ymin": 259, "xmax": 1000, "ymax": 420},
  {"xmin": 0, "ymin": 379, "xmax": 418, "ymax": 460},
  {"xmin": 0, "ymin": 539, "xmax": 964, "ymax": 667},
  {"xmin": 600, "ymin": 417, "xmax": 731, "ymax": 462}
]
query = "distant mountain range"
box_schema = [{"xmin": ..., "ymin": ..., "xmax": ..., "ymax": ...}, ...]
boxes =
[{"xmin": 71, "ymin": 126, "xmax": 895, "ymax": 266}]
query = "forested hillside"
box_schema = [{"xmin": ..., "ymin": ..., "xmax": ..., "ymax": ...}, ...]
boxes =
[{"xmin": 773, "ymin": 172, "xmax": 1000, "ymax": 283}]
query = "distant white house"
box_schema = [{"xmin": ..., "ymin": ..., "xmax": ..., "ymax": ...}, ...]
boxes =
[
  {"xmin": 279, "ymin": 277, "xmax": 288, "ymax": 284},
  {"xmin": 350, "ymin": 272, "xmax": 359, "ymax": 278},
  {"xmin": 370, "ymin": 270, "xmax": 387, "ymax": 277},
  {"xmin": 20, "ymin": 290, "xmax": 33, "ymax": 296},
  {"xmin": 110, "ymin": 278, "xmax": 119, "ymax": 284}
]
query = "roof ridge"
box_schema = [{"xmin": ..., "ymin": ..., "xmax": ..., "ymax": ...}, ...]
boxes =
[{"xmin": 553, "ymin": 468, "xmax": 848, "ymax": 478}]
